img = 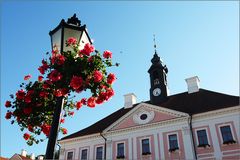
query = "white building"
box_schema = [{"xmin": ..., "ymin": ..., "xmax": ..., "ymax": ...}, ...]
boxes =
[{"xmin": 59, "ymin": 51, "xmax": 240, "ymax": 160}]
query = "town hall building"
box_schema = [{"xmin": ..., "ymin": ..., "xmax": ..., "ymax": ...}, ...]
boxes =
[{"xmin": 58, "ymin": 49, "xmax": 239, "ymax": 160}]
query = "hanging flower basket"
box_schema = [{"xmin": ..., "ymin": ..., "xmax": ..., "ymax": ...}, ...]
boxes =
[{"xmin": 5, "ymin": 37, "xmax": 118, "ymax": 145}]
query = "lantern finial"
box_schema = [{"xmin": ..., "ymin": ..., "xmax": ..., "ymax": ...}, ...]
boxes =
[{"xmin": 67, "ymin": 14, "xmax": 81, "ymax": 26}]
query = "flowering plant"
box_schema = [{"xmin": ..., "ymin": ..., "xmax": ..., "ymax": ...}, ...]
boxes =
[{"xmin": 5, "ymin": 37, "xmax": 117, "ymax": 145}]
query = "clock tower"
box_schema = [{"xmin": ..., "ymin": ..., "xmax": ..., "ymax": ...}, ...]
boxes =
[{"xmin": 148, "ymin": 39, "xmax": 168, "ymax": 105}]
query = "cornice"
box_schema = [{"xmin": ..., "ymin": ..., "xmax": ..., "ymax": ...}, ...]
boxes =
[
  {"xmin": 105, "ymin": 116, "xmax": 189, "ymax": 136},
  {"xmin": 59, "ymin": 133, "xmax": 101, "ymax": 144}
]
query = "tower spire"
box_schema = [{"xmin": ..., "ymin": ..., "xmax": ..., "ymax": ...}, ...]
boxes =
[{"xmin": 153, "ymin": 34, "xmax": 157, "ymax": 54}]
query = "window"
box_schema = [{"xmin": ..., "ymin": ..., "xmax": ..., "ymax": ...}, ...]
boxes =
[
  {"xmin": 154, "ymin": 79, "xmax": 159, "ymax": 85},
  {"xmin": 81, "ymin": 149, "xmax": 88, "ymax": 160},
  {"xmin": 168, "ymin": 134, "xmax": 179, "ymax": 152},
  {"xmin": 220, "ymin": 126, "xmax": 236, "ymax": 144},
  {"xmin": 197, "ymin": 129, "xmax": 209, "ymax": 147},
  {"xmin": 117, "ymin": 143, "xmax": 125, "ymax": 159},
  {"xmin": 141, "ymin": 139, "xmax": 151, "ymax": 155},
  {"xmin": 96, "ymin": 146, "xmax": 103, "ymax": 160},
  {"xmin": 67, "ymin": 151, "xmax": 73, "ymax": 160}
]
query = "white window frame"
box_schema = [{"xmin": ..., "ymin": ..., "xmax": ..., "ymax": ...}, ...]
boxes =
[
  {"xmin": 95, "ymin": 145, "xmax": 104, "ymax": 160},
  {"xmin": 195, "ymin": 127, "xmax": 211, "ymax": 146},
  {"xmin": 115, "ymin": 141, "xmax": 126, "ymax": 158},
  {"xmin": 167, "ymin": 132, "xmax": 180, "ymax": 151},
  {"xmin": 217, "ymin": 123, "xmax": 236, "ymax": 144},
  {"xmin": 139, "ymin": 136, "xmax": 151, "ymax": 155},
  {"xmin": 79, "ymin": 147, "xmax": 89, "ymax": 160},
  {"xmin": 66, "ymin": 149, "xmax": 75, "ymax": 160}
]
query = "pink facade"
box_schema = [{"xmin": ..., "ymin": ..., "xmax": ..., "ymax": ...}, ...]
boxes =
[
  {"xmin": 136, "ymin": 134, "xmax": 155, "ymax": 160},
  {"xmin": 113, "ymin": 109, "xmax": 176, "ymax": 131},
  {"xmin": 215, "ymin": 121, "xmax": 240, "ymax": 159},
  {"xmin": 163, "ymin": 130, "xmax": 185, "ymax": 160},
  {"xmin": 112, "ymin": 139, "xmax": 129, "ymax": 160},
  {"xmin": 192, "ymin": 125, "xmax": 214, "ymax": 156}
]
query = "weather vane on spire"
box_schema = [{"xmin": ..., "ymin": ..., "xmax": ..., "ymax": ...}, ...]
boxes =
[{"xmin": 153, "ymin": 34, "xmax": 157, "ymax": 54}]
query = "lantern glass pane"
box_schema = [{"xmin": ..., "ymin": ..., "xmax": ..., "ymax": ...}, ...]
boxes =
[
  {"xmin": 63, "ymin": 28, "xmax": 82, "ymax": 52},
  {"xmin": 51, "ymin": 28, "xmax": 62, "ymax": 51},
  {"xmin": 78, "ymin": 31, "xmax": 91, "ymax": 50}
]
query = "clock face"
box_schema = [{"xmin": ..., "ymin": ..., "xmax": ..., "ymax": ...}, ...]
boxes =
[{"xmin": 153, "ymin": 88, "xmax": 161, "ymax": 96}]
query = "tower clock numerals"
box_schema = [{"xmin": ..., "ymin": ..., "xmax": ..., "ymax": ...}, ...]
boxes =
[{"xmin": 153, "ymin": 88, "xmax": 161, "ymax": 96}]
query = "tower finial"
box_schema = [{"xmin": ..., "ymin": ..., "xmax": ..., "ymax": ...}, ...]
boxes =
[{"xmin": 153, "ymin": 34, "xmax": 157, "ymax": 54}]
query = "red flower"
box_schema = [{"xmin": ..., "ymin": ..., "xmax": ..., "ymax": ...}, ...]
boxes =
[
  {"xmin": 42, "ymin": 83, "xmax": 50, "ymax": 89},
  {"xmin": 106, "ymin": 88, "xmax": 114, "ymax": 101},
  {"xmin": 51, "ymin": 54, "xmax": 65, "ymax": 65},
  {"xmin": 62, "ymin": 128, "xmax": 68, "ymax": 134},
  {"xmin": 60, "ymin": 118, "xmax": 65, "ymax": 124},
  {"xmin": 93, "ymin": 70, "xmax": 103, "ymax": 83},
  {"xmin": 24, "ymin": 96, "xmax": 31, "ymax": 103},
  {"xmin": 70, "ymin": 76, "xmax": 83, "ymax": 90},
  {"xmin": 76, "ymin": 101, "xmax": 82, "ymax": 110},
  {"xmin": 39, "ymin": 91, "xmax": 49, "ymax": 98},
  {"xmin": 88, "ymin": 56, "xmax": 94, "ymax": 63},
  {"xmin": 103, "ymin": 50, "xmax": 112, "ymax": 59},
  {"xmin": 96, "ymin": 96, "xmax": 104, "ymax": 104},
  {"xmin": 23, "ymin": 133, "xmax": 31, "ymax": 140},
  {"xmin": 38, "ymin": 60, "xmax": 49, "ymax": 75},
  {"xmin": 28, "ymin": 125, "xmax": 34, "ymax": 132},
  {"xmin": 81, "ymin": 98, "xmax": 87, "ymax": 105},
  {"xmin": 5, "ymin": 101, "xmax": 11, "ymax": 107},
  {"xmin": 67, "ymin": 37, "xmax": 77, "ymax": 45},
  {"xmin": 16, "ymin": 89, "xmax": 25, "ymax": 100},
  {"xmin": 80, "ymin": 43, "xmax": 95, "ymax": 56},
  {"xmin": 41, "ymin": 124, "xmax": 51, "ymax": 137},
  {"xmin": 54, "ymin": 89, "xmax": 63, "ymax": 97},
  {"xmin": 87, "ymin": 97, "xmax": 96, "ymax": 108},
  {"xmin": 107, "ymin": 73, "xmax": 116, "ymax": 85},
  {"xmin": 38, "ymin": 76, "xmax": 43, "ymax": 82},
  {"xmin": 48, "ymin": 70, "xmax": 62, "ymax": 82},
  {"xmin": 27, "ymin": 90, "xmax": 34, "ymax": 96},
  {"xmin": 23, "ymin": 107, "xmax": 32, "ymax": 115},
  {"xmin": 24, "ymin": 75, "xmax": 32, "ymax": 80},
  {"xmin": 5, "ymin": 112, "xmax": 12, "ymax": 119},
  {"xmin": 68, "ymin": 111, "xmax": 74, "ymax": 116}
]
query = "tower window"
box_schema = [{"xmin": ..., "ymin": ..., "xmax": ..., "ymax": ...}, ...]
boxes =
[{"xmin": 154, "ymin": 79, "xmax": 159, "ymax": 85}]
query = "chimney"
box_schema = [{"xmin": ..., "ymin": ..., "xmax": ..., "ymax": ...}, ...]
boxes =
[
  {"xmin": 21, "ymin": 149, "xmax": 27, "ymax": 157},
  {"xmin": 124, "ymin": 93, "xmax": 137, "ymax": 108},
  {"xmin": 30, "ymin": 153, "xmax": 35, "ymax": 160},
  {"xmin": 185, "ymin": 76, "xmax": 200, "ymax": 93}
]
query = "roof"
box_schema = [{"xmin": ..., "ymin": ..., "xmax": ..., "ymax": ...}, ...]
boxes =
[
  {"xmin": 0, "ymin": 157, "xmax": 8, "ymax": 160},
  {"xmin": 61, "ymin": 89, "xmax": 239, "ymax": 141},
  {"xmin": 9, "ymin": 154, "xmax": 32, "ymax": 160},
  {"xmin": 61, "ymin": 104, "xmax": 137, "ymax": 140},
  {"xmin": 149, "ymin": 89, "xmax": 239, "ymax": 115}
]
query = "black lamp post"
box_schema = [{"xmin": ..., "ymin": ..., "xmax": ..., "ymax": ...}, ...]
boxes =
[{"xmin": 45, "ymin": 14, "xmax": 91, "ymax": 159}]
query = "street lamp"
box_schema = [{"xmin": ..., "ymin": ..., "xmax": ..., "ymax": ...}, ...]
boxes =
[
  {"xmin": 45, "ymin": 14, "xmax": 91, "ymax": 159},
  {"xmin": 49, "ymin": 13, "xmax": 92, "ymax": 52}
]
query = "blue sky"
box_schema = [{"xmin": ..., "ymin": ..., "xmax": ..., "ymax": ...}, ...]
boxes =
[{"xmin": 1, "ymin": 1, "xmax": 239, "ymax": 158}]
